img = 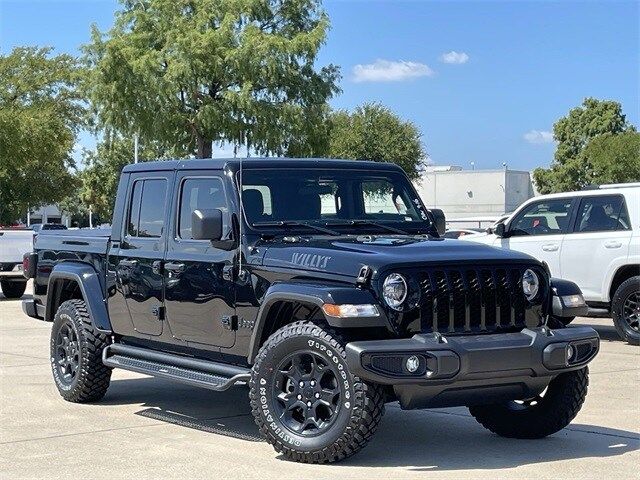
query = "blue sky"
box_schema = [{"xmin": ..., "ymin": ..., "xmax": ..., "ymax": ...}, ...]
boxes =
[{"xmin": 1, "ymin": 0, "xmax": 638, "ymax": 171}]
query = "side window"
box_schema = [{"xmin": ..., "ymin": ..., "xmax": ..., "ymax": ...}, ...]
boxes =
[
  {"xmin": 127, "ymin": 181, "xmax": 143, "ymax": 237},
  {"xmin": 575, "ymin": 195, "xmax": 630, "ymax": 233},
  {"xmin": 179, "ymin": 177, "xmax": 227, "ymax": 239},
  {"xmin": 510, "ymin": 199, "xmax": 572, "ymax": 236},
  {"xmin": 126, "ymin": 179, "xmax": 167, "ymax": 238}
]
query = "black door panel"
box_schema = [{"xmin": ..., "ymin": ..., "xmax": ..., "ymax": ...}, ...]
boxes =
[
  {"xmin": 109, "ymin": 173, "xmax": 173, "ymax": 337},
  {"xmin": 164, "ymin": 172, "xmax": 236, "ymax": 348}
]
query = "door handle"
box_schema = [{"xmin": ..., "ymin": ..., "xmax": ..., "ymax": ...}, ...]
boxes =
[
  {"xmin": 604, "ymin": 241, "xmax": 622, "ymax": 249},
  {"xmin": 118, "ymin": 259, "xmax": 138, "ymax": 268},
  {"xmin": 541, "ymin": 244, "xmax": 559, "ymax": 252},
  {"xmin": 165, "ymin": 262, "xmax": 186, "ymax": 274}
]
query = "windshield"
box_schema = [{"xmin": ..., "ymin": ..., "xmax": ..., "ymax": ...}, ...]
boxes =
[{"xmin": 240, "ymin": 168, "xmax": 432, "ymax": 234}]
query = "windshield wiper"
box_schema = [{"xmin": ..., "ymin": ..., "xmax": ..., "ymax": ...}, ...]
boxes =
[
  {"xmin": 326, "ymin": 220, "xmax": 410, "ymax": 235},
  {"xmin": 252, "ymin": 220, "xmax": 341, "ymax": 236}
]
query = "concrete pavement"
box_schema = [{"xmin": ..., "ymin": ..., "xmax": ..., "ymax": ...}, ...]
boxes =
[{"xmin": 1, "ymin": 289, "xmax": 638, "ymax": 480}]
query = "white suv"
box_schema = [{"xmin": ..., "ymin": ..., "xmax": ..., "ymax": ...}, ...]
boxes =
[{"xmin": 463, "ymin": 183, "xmax": 640, "ymax": 345}]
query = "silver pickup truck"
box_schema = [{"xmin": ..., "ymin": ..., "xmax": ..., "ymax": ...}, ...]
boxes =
[{"xmin": 0, "ymin": 228, "xmax": 32, "ymax": 298}]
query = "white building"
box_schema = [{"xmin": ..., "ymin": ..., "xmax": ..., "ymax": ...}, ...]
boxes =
[
  {"xmin": 414, "ymin": 166, "xmax": 535, "ymax": 228},
  {"xmin": 26, "ymin": 205, "xmax": 71, "ymax": 227}
]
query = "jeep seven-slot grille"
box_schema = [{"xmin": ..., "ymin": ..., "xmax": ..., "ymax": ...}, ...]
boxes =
[{"xmin": 407, "ymin": 266, "xmax": 542, "ymax": 334}]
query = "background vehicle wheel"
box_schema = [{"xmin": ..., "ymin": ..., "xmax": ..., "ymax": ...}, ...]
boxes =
[
  {"xmin": 0, "ymin": 280, "xmax": 27, "ymax": 299},
  {"xmin": 469, "ymin": 367, "xmax": 588, "ymax": 439},
  {"xmin": 50, "ymin": 299, "xmax": 112, "ymax": 402},
  {"xmin": 612, "ymin": 276, "xmax": 640, "ymax": 345},
  {"xmin": 250, "ymin": 321, "xmax": 385, "ymax": 464}
]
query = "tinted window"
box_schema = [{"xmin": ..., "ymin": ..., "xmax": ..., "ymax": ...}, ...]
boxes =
[
  {"xmin": 138, "ymin": 179, "xmax": 167, "ymax": 238},
  {"xmin": 241, "ymin": 169, "xmax": 427, "ymax": 229},
  {"xmin": 576, "ymin": 195, "xmax": 630, "ymax": 232},
  {"xmin": 127, "ymin": 179, "xmax": 167, "ymax": 238},
  {"xmin": 179, "ymin": 177, "xmax": 227, "ymax": 239},
  {"xmin": 127, "ymin": 181, "xmax": 143, "ymax": 237},
  {"xmin": 510, "ymin": 199, "xmax": 573, "ymax": 236},
  {"xmin": 362, "ymin": 179, "xmax": 411, "ymax": 216}
]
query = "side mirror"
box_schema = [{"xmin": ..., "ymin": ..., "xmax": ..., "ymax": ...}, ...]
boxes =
[
  {"xmin": 192, "ymin": 209, "xmax": 223, "ymax": 241},
  {"xmin": 430, "ymin": 209, "xmax": 446, "ymax": 236},
  {"xmin": 494, "ymin": 222, "xmax": 506, "ymax": 237}
]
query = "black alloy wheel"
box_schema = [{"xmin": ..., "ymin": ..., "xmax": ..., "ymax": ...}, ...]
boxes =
[
  {"xmin": 54, "ymin": 319, "xmax": 80, "ymax": 385},
  {"xmin": 272, "ymin": 351, "xmax": 341, "ymax": 436},
  {"xmin": 622, "ymin": 291, "xmax": 640, "ymax": 333}
]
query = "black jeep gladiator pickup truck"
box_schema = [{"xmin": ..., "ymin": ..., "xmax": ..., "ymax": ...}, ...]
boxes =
[{"xmin": 23, "ymin": 158, "xmax": 599, "ymax": 463}]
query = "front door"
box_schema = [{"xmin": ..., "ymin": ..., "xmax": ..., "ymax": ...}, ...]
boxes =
[
  {"xmin": 113, "ymin": 173, "xmax": 173, "ymax": 336},
  {"xmin": 163, "ymin": 172, "xmax": 236, "ymax": 348},
  {"xmin": 501, "ymin": 197, "xmax": 575, "ymax": 275}
]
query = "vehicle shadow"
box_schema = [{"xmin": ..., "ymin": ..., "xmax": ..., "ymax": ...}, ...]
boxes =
[
  {"xmin": 104, "ymin": 377, "xmax": 639, "ymax": 470},
  {"xmin": 579, "ymin": 321, "xmax": 623, "ymax": 342},
  {"xmin": 0, "ymin": 293, "xmax": 32, "ymax": 301}
]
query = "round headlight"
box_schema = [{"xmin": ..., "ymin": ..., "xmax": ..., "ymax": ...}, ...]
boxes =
[
  {"xmin": 522, "ymin": 269, "xmax": 540, "ymax": 301},
  {"xmin": 383, "ymin": 273, "xmax": 408, "ymax": 310}
]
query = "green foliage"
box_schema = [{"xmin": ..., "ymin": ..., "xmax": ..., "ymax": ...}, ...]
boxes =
[
  {"xmin": 581, "ymin": 131, "xmax": 640, "ymax": 185},
  {"xmin": 0, "ymin": 47, "xmax": 83, "ymax": 224},
  {"xmin": 326, "ymin": 103, "xmax": 426, "ymax": 179},
  {"xmin": 78, "ymin": 135, "xmax": 170, "ymax": 221},
  {"xmin": 83, "ymin": 0, "xmax": 340, "ymax": 158},
  {"xmin": 533, "ymin": 98, "xmax": 636, "ymax": 193}
]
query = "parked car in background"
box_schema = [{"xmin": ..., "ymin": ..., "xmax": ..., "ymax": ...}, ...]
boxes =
[
  {"xmin": 442, "ymin": 228, "xmax": 484, "ymax": 239},
  {"xmin": 464, "ymin": 183, "xmax": 640, "ymax": 344},
  {"xmin": 0, "ymin": 227, "xmax": 32, "ymax": 298},
  {"xmin": 31, "ymin": 223, "xmax": 67, "ymax": 239}
]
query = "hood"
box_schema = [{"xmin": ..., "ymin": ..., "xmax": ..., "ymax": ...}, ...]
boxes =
[{"xmin": 257, "ymin": 235, "xmax": 539, "ymax": 278}]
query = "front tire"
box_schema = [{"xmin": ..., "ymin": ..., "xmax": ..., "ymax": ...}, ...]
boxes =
[
  {"xmin": 50, "ymin": 299, "xmax": 112, "ymax": 402},
  {"xmin": 612, "ymin": 276, "xmax": 640, "ymax": 345},
  {"xmin": 1, "ymin": 280, "xmax": 27, "ymax": 299},
  {"xmin": 469, "ymin": 367, "xmax": 588, "ymax": 439},
  {"xmin": 249, "ymin": 321, "xmax": 385, "ymax": 463}
]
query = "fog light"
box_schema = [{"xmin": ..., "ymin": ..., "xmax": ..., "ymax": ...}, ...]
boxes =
[
  {"xmin": 566, "ymin": 344, "xmax": 575, "ymax": 364},
  {"xmin": 406, "ymin": 355, "xmax": 420, "ymax": 373}
]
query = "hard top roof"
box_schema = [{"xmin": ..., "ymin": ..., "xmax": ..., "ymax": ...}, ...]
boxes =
[{"xmin": 122, "ymin": 157, "xmax": 404, "ymax": 173}]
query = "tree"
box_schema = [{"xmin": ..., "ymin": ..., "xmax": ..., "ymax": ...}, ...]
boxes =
[
  {"xmin": 533, "ymin": 98, "xmax": 636, "ymax": 193},
  {"xmin": 0, "ymin": 47, "xmax": 83, "ymax": 224},
  {"xmin": 326, "ymin": 103, "xmax": 426, "ymax": 179},
  {"xmin": 581, "ymin": 131, "xmax": 640, "ymax": 185},
  {"xmin": 83, "ymin": 0, "xmax": 340, "ymax": 159},
  {"xmin": 78, "ymin": 135, "xmax": 170, "ymax": 221}
]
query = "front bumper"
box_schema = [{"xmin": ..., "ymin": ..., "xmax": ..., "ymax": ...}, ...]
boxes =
[{"xmin": 345, "ymin": 326, "xmax": 599, "ymax": 409}]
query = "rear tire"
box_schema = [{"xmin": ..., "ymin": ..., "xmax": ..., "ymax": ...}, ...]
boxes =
[
  {"xmin": 612, "ymin": 276, "xmax": 640, "ymax": 346},
  {"xmin": 250, "ymin": 321, "xmax": 385, "ymax": 463},
  {"xmin": 469, "ymin": 367, "xmax": 588, "ymax": 439},
  {"xmin": 1, "ymin": 280, "xmax": 27, "ymax": 299},
  {"xmin": 50, "ymin": 299, "xmax": 112, "ymax": 402}
]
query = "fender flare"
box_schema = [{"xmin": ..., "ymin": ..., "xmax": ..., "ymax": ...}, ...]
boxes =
[
  {"xmin": 247, "ymin": 282, "xmax": 387, "ymax": 363},
  {"xmin": 46, "ymin": 262, "xmax": 112, "ymax": 333}
]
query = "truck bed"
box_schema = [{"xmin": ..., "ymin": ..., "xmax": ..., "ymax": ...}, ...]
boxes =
[{"xmin": 34, "ymin": 228, "xmax": 112, "ymax": 255}]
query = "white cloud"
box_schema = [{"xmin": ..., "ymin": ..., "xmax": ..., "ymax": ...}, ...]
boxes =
[
  {"xmin": 352, "ymin": 59, "xmax": 434, "ymax": 83},
  {"xmin": 440, "ymin": 51, "xmax": 469, "ymax": 65},
  {"xmin": 523, "ymin": 130, "xmax": 555, "ymax": 144}
]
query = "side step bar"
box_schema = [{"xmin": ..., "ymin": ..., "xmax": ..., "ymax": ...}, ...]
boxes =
[{"xmin": 102, "ymin": 344, "xmax": 251, "ymax": 392}]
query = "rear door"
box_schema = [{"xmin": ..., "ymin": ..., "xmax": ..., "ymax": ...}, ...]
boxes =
[
  {"xmin": 112, "ymin": 172, "xmax": 173, "ymax": 336},
  {"xmin": 500, "ymin": 197, "xmax": 575, "ymax": 275},
  {"xmin": 163, "ymin": 171, "xmax": 236, "ymax": 348},
  {"xmin": 560, "ymin": 194, "xmax": 633, "ymax": 302}
]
